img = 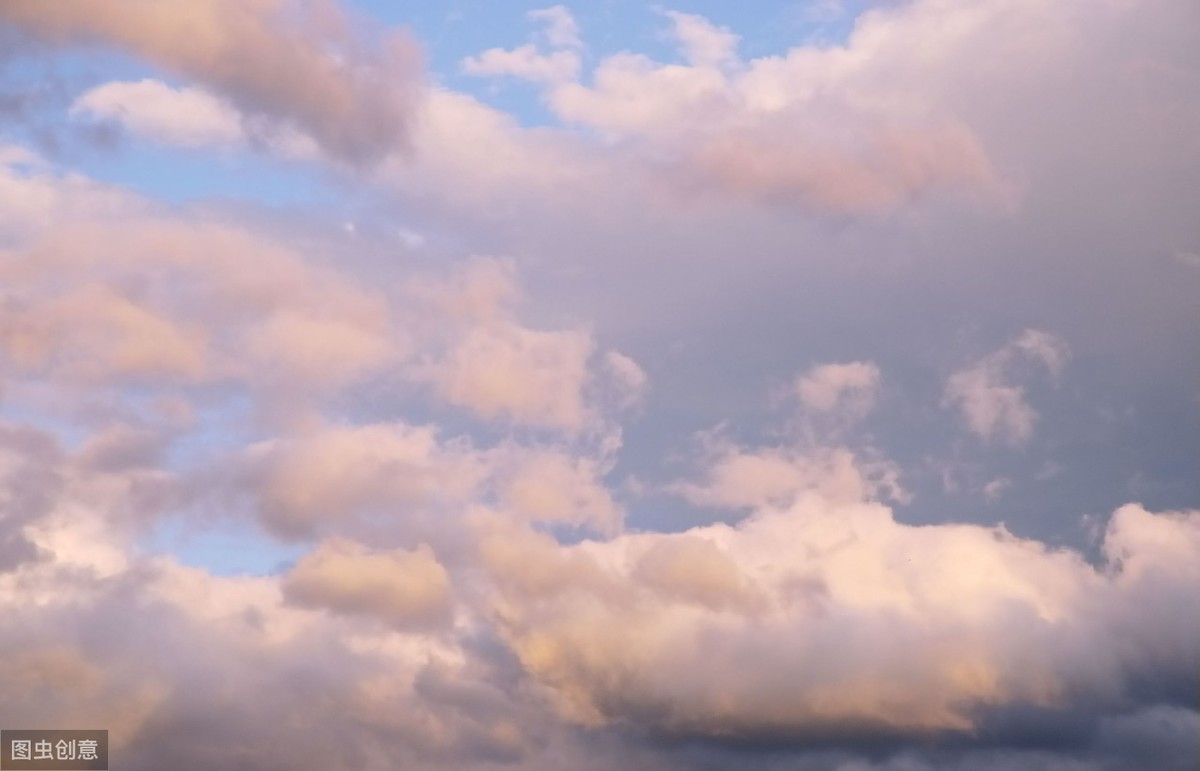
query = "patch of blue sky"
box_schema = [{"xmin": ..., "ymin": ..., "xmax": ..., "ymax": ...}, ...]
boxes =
[
  {"xmin": 70, "ymin": 140, "xmax": 339, "ymax": 208},
  {"xmin": 2, "ymin": 46, "xmax": 147, "ymax": 149},
  {"xmin": 0, "ymin": 403, "xmax": 91, "ymax": 450},
  {"xmin": 144, "ymin": 389, "xmax": 302, "ymax": 577},
  {"xmin": 140, "ymin": 514, "xmax": 308, "ymax": 577},
  {"xmin": 162, "ymin": 387, "xmax": 261, "ymax": 471},
  {"xmin": 2, "ymin": 44, "xmax": 148, "ymax": 100},
  {"xmin": 354, "ymin": 0, "xmax": 865, "ymax": 67},
  {"xmin": 1, "ymin": 395, "xmax": 297, "ymax": 580}
]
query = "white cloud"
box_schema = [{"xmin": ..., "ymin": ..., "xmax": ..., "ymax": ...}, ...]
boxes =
[
  {"xmin": 70, "ymin": 79, "xmax": 319, "ymax": 158},
  {"xmin": 796, "ymin": 361, "xmax": 881, "ymax": 418},
  {"xmin": 461, "ymin": 45, "xmax": 581, "ymax": 84},
  {"xmin": 660, "ymin": 10, "xmax": 740, "ymax": 68},
  {"xmin": 602, "ymin": 351, "xmax": 647, "ymax": 409},
  {"xmin": 675, "ymin": 433, "xmax": 906, "ymax": 511},
  {"xmin": 461, "ymin": 5, "xmax": 583, "ymax": 84},
  {"xmin": 944, "ymin": 330, "xmax": 1069, "ymax": 445},
  {"xmin": 529, "ymin": 5, "xmax": 582, "ymax": 50},
  {"xmin": 71, "ymin": 80, "xmax": 244, "ymax": 148}
]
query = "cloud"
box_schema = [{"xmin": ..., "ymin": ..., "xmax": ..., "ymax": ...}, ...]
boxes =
[
  {"xmin": 6, "ymin": 284, "xmax": 211, "ymax": 384},
  {"xmin": 943, "ymin": 330, "xmax": 1069, "ymax": 446},
  {"xmin": 632, "ymin": 534, "xmax": 765, "ymax": 613},
  {"xmin": 0, "ymin": 143, "xmax": 140, "ymax": 241},
  {"xmin": 602, "ymin": 351, "xmax": 648, "ymax": 410},
  {"xmin": 423, "ymin": 322, "xmax": 595, "ymax": 431},
  {"xmin": 244, "ymin": 422, "xmax": 486, "ymax": 540},
  {"xmin": 282, "ymin": 538, "xmax": 452, "ymax": 628},
  {"xmin": 0, "ymin": 152, "xmax": 644, "ymax": 436},
  {"xmin": 484, "ymin": 494, "xmax": 1200, "ymax": 745},
  {"xmin": 0, "ymin": 425, "xmax": 59, "ymax": 571},
  {"xmin": 674, "ymin": 413, "xmax": 908, "ymax": 511},
  {"xmin": 0, "ymin": 0, "xmax": 423, "ymax": 164},
  {"xmin": 983, "ymin": 477, "xmax": 1011, "ymax": 501},
  {"xmin": 676, "ymin": 442, "xmax": 899, "ymax": 510},
  {"xmin": 69, "ymin": 79, "xmax": 319, "ymax": 157},
  {"xmin": 43, "ymin": 3, "xmax": 1017, "ymax": 217},
  {"xmin": 462, "ymin": 45, "xmax": 581, "ymax": 84},
  {"xmin": 403, "ymin": 259, "xmax": 642, "ymax": 433},
  {"xmin": 0, "ymin": 507, "xmax": 518, "ymax": 768},
  {"xmin": 528, "ymin": 6, "xmax": 582, "ymax": 50},
  {"xmin": 70, "ymin": 79, "xmax": 245, "ymax": 149},
  {"xmin": 796, "ymin": 361, "xmax": 881, "ymax": 417},
  {"xmin": 535, "ymin": 4, "xmax": 1011, "ymax": 213},
  {"xmin": 676, "ymin": 117, "xmax": 1002, "ymax": 212},
  {"xmin": 0, "ymin": 211, "xmax": 400, "ymax": 396},
  {"xmin": 660, "ymin": 10, "xmax": 740, "ymax": 68},
  {"xmin": 499, "ymin": 450, "xmax": 622, "ymax": 534},
  {"xmin": 461, "ymin": 6, "xmax": 582, "ymax": 84},
  {"xmin": 1, "ymin": 0, "xmax": 1199, "ymax": 767}
]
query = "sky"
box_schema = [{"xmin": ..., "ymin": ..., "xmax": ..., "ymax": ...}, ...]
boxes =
[{"xmin": 0, "ymin": 1, "xmax": 1198, "ymax": 769}]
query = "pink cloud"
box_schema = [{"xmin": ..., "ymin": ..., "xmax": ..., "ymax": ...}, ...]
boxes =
[{"xmin": 0, "ymin": 0, "xmax": 422, "ymax": 163}]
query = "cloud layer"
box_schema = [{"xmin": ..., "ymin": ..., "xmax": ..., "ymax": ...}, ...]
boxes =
[{"xmin": 2, "ymin": 0, "xmax": 1199, "ymax": 769}]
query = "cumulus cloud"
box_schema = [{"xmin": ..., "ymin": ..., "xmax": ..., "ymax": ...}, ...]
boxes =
[
  {"xmin": 0, "ymin": 212, "xmax": 400, "ymax": 397},
  {"xmin": 423, "ymin": 322, "xmax": 595, "ymax": 431},
  {"xmin": 676, "ymin": 441, "xmax": 904, "ymax": 511},
  {"xmin": 282, "ymin": 538, "xmax": 452, "ymax": 628},
  {"xmin": 498, "ymin": 450, "xmax": 622, "ymax": 534},
  {"xmin": 484, "ymin": 495, "xmax": 1200, "ymax": 745},
  {"xmin": 0, "ymin": 497, "xmax": 520, "ymax": 768},
  {"xmin": 239, "ymin": 418, "xmax": 627, "ymax": 542},
  {"xmin": 461, "ymin": 6, "xmax": 582, "ymax": 84},
  {"xmin": 244, "ymin": 422, "xmax": 486, "ymax": 540},
  {"xmin": 69, "ymin": 79, "xmax": 319, "ymax": 157},
  {"xmin": 70, "ymin": 79, "xmax": 246, "ymax": 149},
  {"xmin": 943, "ymin": 330, "xmax": 1069, "ymax": 446},
  {"xmin": 401, "ymin": 259, "xmax": 642, "ymax": 433},
  {"xmin": 385, "ymin": 0, "xmax": 1179, "ymax": 222},
  {"xmin": 660, "ymin": 10, "xmax": 740, "ymax": 68},
  {"xmin": 0, "ymin": 182, "xmax": 1195, "ymax": 763},
  {"xmin": 0, "ymin": 151, "xmax": 642, "ymax": 438},
  {"xmin": 535, "ymin": 3, "xmax": 1011, "ymax": 213},
  {"xmin": 0, "ymin": 0, "xmax": 423, "ymax": 164}
]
